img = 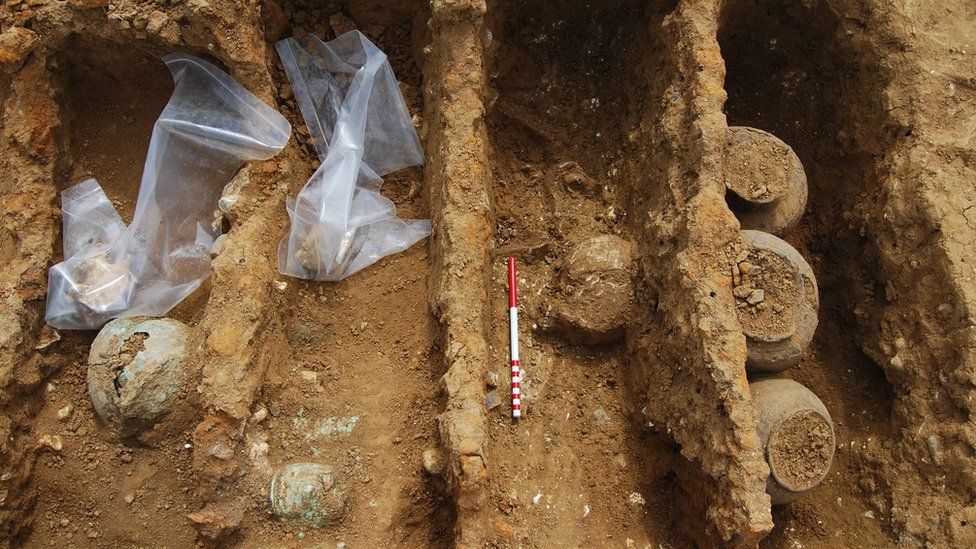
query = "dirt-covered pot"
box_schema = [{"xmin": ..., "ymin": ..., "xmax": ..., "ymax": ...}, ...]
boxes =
[
  {"xmin": 750, "ymin": 377, "xmax": 835, "ymax": 504},
  {"xmin": 737, "ymin": 230, "xmax": 819, "ymax": 372},
  {"xmin": 724, "ymin": 126, "xmax": 808, "ymax": 236}
]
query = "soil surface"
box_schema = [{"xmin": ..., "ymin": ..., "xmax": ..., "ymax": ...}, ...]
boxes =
[
  {"xmin": 768, "ymin": 411, "xmax": 834, "ymax": 492},
  {"xmin": 735, "ymin": 248, "xmax": 802, "ymax": 343},
  {"xmin": 724, "ymin": 128, "xmax": 800, "ymax": 204},
  {"xmin": 1, "ymin": 0, "xmax": 975, "ymax": 548}
]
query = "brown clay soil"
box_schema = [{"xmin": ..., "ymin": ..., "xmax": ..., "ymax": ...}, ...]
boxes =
[
  {"xmin": 735, "ymin": 248, "xmax": 802, "ymax": 343},
  {"xmin": 768, "ymin": 411, "xmax": 834, "ymax": 492},
  {"xmin": 2, "ymin": 0, "xmax": 976, "ymax": 548}
]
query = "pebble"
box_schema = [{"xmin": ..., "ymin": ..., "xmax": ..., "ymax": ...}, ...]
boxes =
[
  {"xmin": 251, "ymin": 407, "xmax": 268, "ymax": 424},
  {"xmin": 733, "ymin": 285, "xmax": 754, "ymax": 299},
  {"xmin": 58, "ymin": 404, "xmax": 74, "ymax": 421},
  {"xmin": 37, "ymin": 434, "xmax": 63, "ymax": 452},
  {"xmin": 209, "ymin": 234, "xmax": 227, "ymax": 258},
  {"xmin": 124, "ymin": 494, "xmax": 135, "ymax": 504},
  {"xmin": 485, "ymin": 390, "xmax": 500, "ymax": 410},
  {"xmin": 422, "ymin": 448, "xmax": 445, "ymax": 476},
  {"xmin": 485, "ymin": 371, "xmax": 499, "ymax": 389},
  {"xmin": 926, "ymin": 434, "xmax": 943, "ymax": 465},
  {"xmin": 746, "ymin": 289, "xmax": 765, "ymax": 305}
]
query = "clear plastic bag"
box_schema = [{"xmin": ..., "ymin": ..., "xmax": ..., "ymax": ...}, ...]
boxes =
[
  {"xmin": 46, "ymin": 54, "xmax": 291, "ymax": 329},
  {"xmin": 276, "ymin": 30, "xmax": 430, "ymax": 281}
]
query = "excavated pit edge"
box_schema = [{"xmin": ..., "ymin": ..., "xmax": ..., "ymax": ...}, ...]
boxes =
[
  {"xmin": 422, "ymin": 0, "xmax": 494, "ymax": 545},
  {"xmin": 625, "ymin": 1, "xmax": 772, "ymax": 546}
]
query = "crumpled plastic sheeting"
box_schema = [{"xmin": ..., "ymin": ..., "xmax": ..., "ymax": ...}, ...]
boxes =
[
  {"xmin": 45, "ymin": 54, "xmax": 291, "ymax": 330},
  {"xmin": 276, "ymin": 30, "xmax": 430, "ymax": 281}
]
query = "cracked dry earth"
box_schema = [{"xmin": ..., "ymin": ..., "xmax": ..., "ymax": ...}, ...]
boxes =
[{"xmin": 2, "ymin": 0, "xmax": 976, "ymax": 547}]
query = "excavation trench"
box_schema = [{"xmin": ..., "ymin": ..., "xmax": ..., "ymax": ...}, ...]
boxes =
[
  {"xmin": 21, "ymin": 39, "xmax": 204, "ymax": 547},
  {"xmin": 236, "ymin": 2, "xmax": 453, "ymax": 545},
  {"xmin": 480, "ymin": 0, "xmax": 680, "ymax": 545},
  {"xmin": 5, "ymin": 0, "xmax": 974, "ymax": 547},
  {"xmin": 719, "ymin": 1, "xmax": 898, "ymax": 546}
]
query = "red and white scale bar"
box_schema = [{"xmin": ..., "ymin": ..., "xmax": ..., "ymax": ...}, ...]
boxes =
[{"xmin": 507, "ymin": 257, "xmax": 521, "ymax": 418}]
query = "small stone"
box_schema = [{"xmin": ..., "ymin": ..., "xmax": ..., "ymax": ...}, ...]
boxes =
[
  {"xmin": 485, "ymin": 371, "xmax": 500, "ymax": 389},
  {"xmin": 209, "ymin": 234, "xmax": 227, "ymax": 258},
  {"xmin": 86, "ymin": 529, "xmax": 99, "ymax": 539},
  {"xmin": 218, "ymin": 194, "xmax": 238, "ymax": 213},
  {"xmin": 300, "ymin": 370, "xmax": 318, "ymax": 383},
  {"xmin": 926, "ymin": 434, "xmax": 943, "ymax": 466},
  {"xmin": 746, "ymin": 289, "xmax": 765, "ymax": 305},
  {"xmin": 35, "ymin": 326, "xmax": 62, "ymax": 352},
  {"xmin": 732, "ymin": 285, "xmax": 754, "ymax": 299},
  {"xmin": 486, "ymin": 390, "xmax": 500, "ymax": 410},
  {"xmin": 738, "ymin": 261, "xmax": 752, "ymax": 276},
  {"xmin": 37, "ymin": 434, "xmax": 63, "ymax": 452},
  {"xmin": 251, "ymin": 407, "xmax": 268, "ymax": 424},
  {"xmin": 124, "ymin": 494, "xmax": 135, "ymax": 504},
  {"xmin": 275, "ymin": 280, "xmax": 288, "ymax": 292},
  {"xmin": 188, "ymin": 499, "xmax": 245, "ymax": 541},
  {"xmin": 885, "ymin": 280, "xmax": 898, "ymax": 301},
  {"xmin": 422, "ymin": 448, "xmax": 446, "ymax": 476},
  {"xmin": 593, "ymin": 409, "xmax": 612, "ymax": 425},
  {"xmin": 146, "ymin": 11, "xmax": 169, "ymax": 34},
  {"xmin": 0, "ymin": 27, "xmax": 38, "ymax": 65},
  {"xmin": 58, "ymin": 404, "xmax": 74, "ymax": 421}
]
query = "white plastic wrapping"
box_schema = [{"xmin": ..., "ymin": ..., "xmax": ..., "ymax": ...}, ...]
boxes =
[
  {"xmin": 46, "ymin": 54, "xmax": 291, "ymax": 329},
  {"xmin": 276, "ymin": 30, "xmax": 430, "ymax": 281}
]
